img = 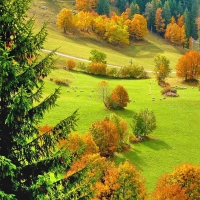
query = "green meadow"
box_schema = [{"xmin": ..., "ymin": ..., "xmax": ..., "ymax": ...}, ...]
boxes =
[
  {"xmin": 31, "ymin": 0, "xmax": 200, "ymax": 194},
  {"xmin": 42, "ymin": 69, "xmax": 200, "ymax": 193}
]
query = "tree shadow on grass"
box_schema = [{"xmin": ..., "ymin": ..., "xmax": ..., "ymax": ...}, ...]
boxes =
[
  {"xmin": 140, "ymin": 139, "xmax": 171, "ymax": 151},
  {"xmin": 114, "ymin": 148, "xmax": 147, "ymax": 171}
]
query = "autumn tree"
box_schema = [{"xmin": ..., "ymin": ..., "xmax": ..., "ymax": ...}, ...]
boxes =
[
  {"xmin": 0, "ymin": 0, "xmax": 87, "ymax": 199},
  {"xmin": 75, "ymin": 0, "xmax": 97, "ymax": 12},
  {"xmin": 152, "ymin": 163, "xmax": 200, "ymax": 199},
  {"xmin": 76, "ymin": 11, "xmax": 93, "ymax": 32},
  {"xmin": 155, "ymin": 8, "xmax": 165, "ymax": 35},
  {"xmin": 66, "ymin": 59, "xmax": 76, "ymax": 70},
  {"xmin": 109, "ymin": 113, "xmax": 130, "ymax": 151},
  {"xmin": 89, "ymin": 117, "xmax": 120, "ymax": 157},
  {"xmin": 165, "ymin": 20, "xmax": 186, "ymax": 47},
  {"xmin": 92, "ymin": 161, "xmax": 148, "ymax": 200},
  {"xmin": 176, "ymin": 50, "xmax": 200, "ymax": 81},
  {"xmin": 154, "ymin": 54, "xmax": 171, "ymax": 83},
  {"xmin": 107, "ymin": 85, "xmax": 130, "ymax": 109},
  {"xmin": 132, "ymin": 109, "xmax": 156, "ymax": 139},
  {"xmin": 116, "ymin": 161, "xmax": 148, "ymax": 199},
  {"xmin": 56, "ymin": 8, "xmax": 76, "ymax": 34},
  {"xmin": 92, "ymin": 162, "xmax": 120, "ymax": 199},
  {"xmin": 55, "ymin": 133, "xmax": 109, "ymax": 199},
  {"xmin": 125, "ymin": 14, "xmax": 148, "ymax": 41},
  {"xmin": 93, "ymin": 15, "xmax": 108, "ymax": 37},
  {"xmin": 104, "ymin": 22, "xmax": 130, "ymax": 45},
  {"xmin": 88, "ymin": 62, "xmax": 107, "ymax": 75}
]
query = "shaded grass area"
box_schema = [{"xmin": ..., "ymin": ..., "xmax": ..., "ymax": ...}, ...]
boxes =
[{"xmin": 42, "ymin": 69, "xmax": 200, "ymax": 193}]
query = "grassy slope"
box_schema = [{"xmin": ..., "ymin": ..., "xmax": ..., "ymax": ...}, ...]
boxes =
[
  {"xmin": 29, "ymin": 0, "xmax": 186, "ymax": 71},
  {"xmin": 30, "ymin": 0, "xmax": 200, "ymax": 194},
  {"xmin": 42, "ymin": 69, "xmax": 200, "ymax": 193}
]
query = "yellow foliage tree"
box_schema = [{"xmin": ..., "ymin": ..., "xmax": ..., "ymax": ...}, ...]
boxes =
[
  {"xmin": 104, "ymin": 22, "xmax": 130, "ymax": 45},
  {"xmin": 75, "ymin": 0, "xmax": 97, "ymax": 12},
  {"xmin": 92, "ymin": 161, "xmax": 148, "ymax": 200},
  {"xmin": 93, "ymin": 15, "xmax": 108, "ymax": 37},
  {"xmin": 89, "ymin": 118, "xmax": 120, "ymax": 157},
  {"xmin": 76, "ymin": 11, "xmax": 93, "ymax": 32},
  {"xmin": 56, "ymin": 9, "xmax": 76, "ymax": 34},
  {"xmin": 126, "ymin": 14, "xmax": 148, "ymax": 40}
]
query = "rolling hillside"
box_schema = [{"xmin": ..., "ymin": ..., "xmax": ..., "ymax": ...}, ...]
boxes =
[
  {"xmin": 29, "ymin": 0, "xmax": 186, "ymax": 71},
  {"xmin": 28, "ymin": 0, "xmax": 200, "ymax": 194}
]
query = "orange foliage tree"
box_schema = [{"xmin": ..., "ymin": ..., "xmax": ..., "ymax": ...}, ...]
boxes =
[
  {"xmin": 165, "ymin": 15, "xmax": 186, "ymax": 47},
  {"xmin": 56, "ymin": 9, "xmax": 76, "ymax": 34},
  {"xmin": 107, "ymin": 85, "xmax": 130, "ymax": 109},
  {"xmin": 89, "ymin": 117, "xmax": 120, "ymax": 157},
  {"xmin": 152, "ymin": 163, "xmax": 200, "ymax": 200},
  {"xmin": 88, "ymin": 62, "xmax": 107, "ymax": 75},
  {"xmin": 109, "ymin": 113, "xmax": 130, "ymax": 150},
  {"xmin": 75, "ymin": 0, "xmax": 97, "ymax": 12},
  {"xmin": 91, "ymin": 162, "xmax": 120, "ymax": 199},
  {"xmin": 125, "ymin": 14, "xmax": 148, "ymax": 41},
  {"xmin": 155, "ymin": 8, "xmax": 165, "ymax": 34},
  {"xmin": 92, "ymin": 161, "xmax": 148, "ymax": 200},
  {"xmin": 66, "ymin": 59, "xmax": 76, "ymax": 70},
  {"xmin": 88, "ymin": 49, "xmax": 107, "ymax": 75},
  {"xmin": 176, "ymin": 50, "xmax": 200, "ymax": 81},
  {"xmin": 57, "ymin": 133, "xmax": 108, "ymax": 198}
]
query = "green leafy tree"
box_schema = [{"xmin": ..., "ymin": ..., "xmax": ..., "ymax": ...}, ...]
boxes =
[
  {"xmin": 132, "ymin": 109, "xmax": 156, "ymax": 138},
  {"xmin": 154, "ymin": 54, "xmax": 171, "ymax": 83},
  {"xmin": 89, "ymin": 49, "xmax": 107, "ymax": 64},
  {"xmin": 0, "ymin": 0, "xmax": 95, "ymax": 199}
]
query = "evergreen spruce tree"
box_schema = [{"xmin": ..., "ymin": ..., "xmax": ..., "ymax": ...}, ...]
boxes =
[
  {"xmin": 177, "ymin": 1, "xmax": 184, "ymax": 15},
  {"xmin": 96, "ymin": 0, "xmax": 110, "ymax": 16},
  {"xmin": 183, "ymin": 8, "xmax": 191, "ymax": 40},
  {"xmin": 129, "ymin": 1, "xmax": 140, "ymax": 18},
  {"xmin": 116, "ymin": 0, "xmax": 127, "ymax": 13},
  {"xmin": 162, "ymin": 1, "xmax": 172, "ymax": 26},
  {"xmin": 0, "ymin": 0, "xmax": 94, "ymax": 199}
]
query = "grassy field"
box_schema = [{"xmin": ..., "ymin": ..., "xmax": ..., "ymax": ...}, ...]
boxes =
[
  {"xmin": 42, "ymin": 69, "xmax": 200, "ymax": 193},
  {"xmin": 30, "ymin": 0, "xmax": 200, "ymax": 195}
]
